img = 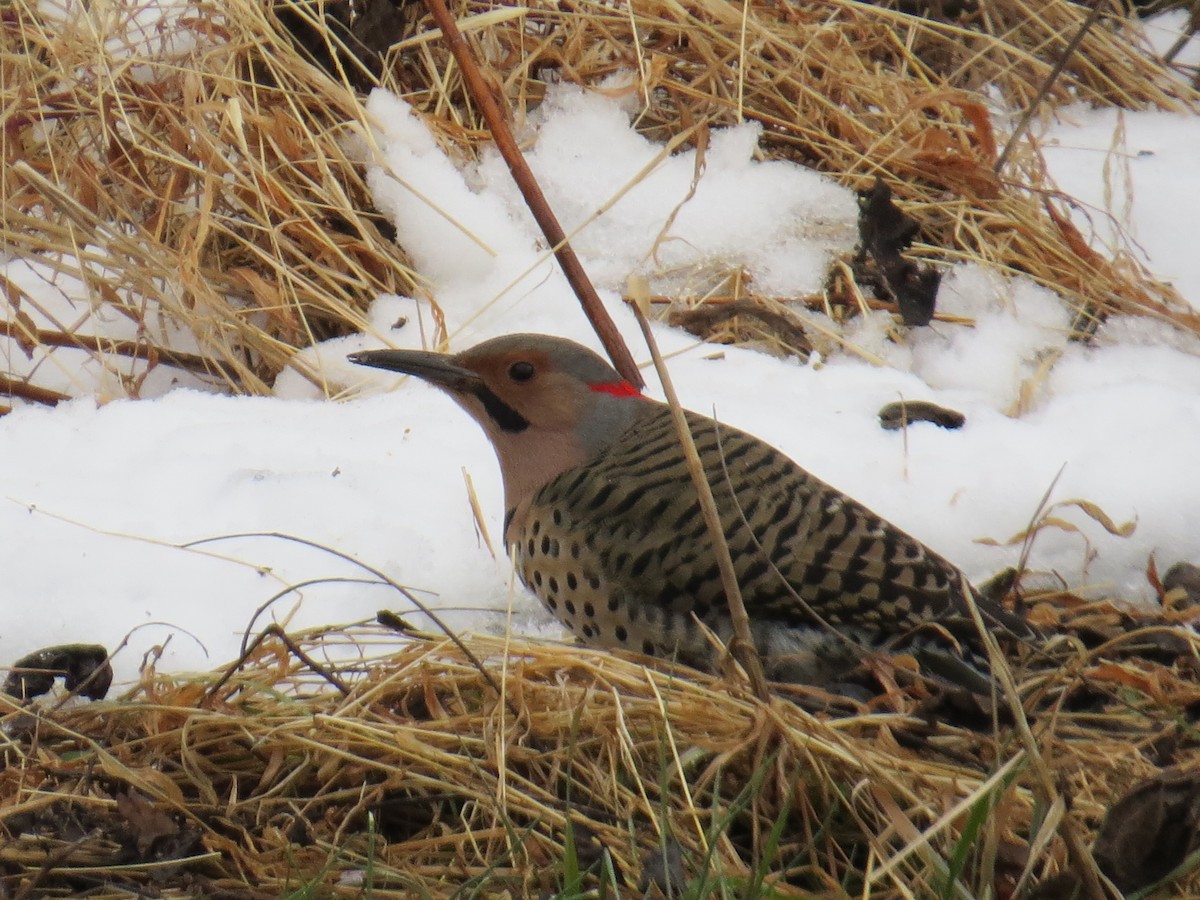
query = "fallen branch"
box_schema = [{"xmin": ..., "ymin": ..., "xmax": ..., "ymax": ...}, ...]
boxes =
[
  {"xmin": 420, "ymin": 0, "xmax": 642, "ymax": 388},
  {"xmin": 1, "ymin": 321, "xmax": 244, "ymax": 382}
]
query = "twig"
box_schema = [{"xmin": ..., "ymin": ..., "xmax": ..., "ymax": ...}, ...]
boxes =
[
  {"xmin": 13, "ymin": 831, "xmax": 108, "ymax": 900},
  {"xmin": 238, "ymin": 576, "xmax": 385, "ymax": 656},
  {"xmin": 995, "ymin": 1, "xmax": 1110, "ymax": 173},
  {"xmin": 1160, "ymin": 0, "xmax": 1200, "ymax": 66},
  {"xmin": 1, "ymin": 320, "xmax": 243, "ymax": 381},
  {"xmin": 202, "ymin": 623, "xmax": 351, "ymax": 704},
  {"xmin": 0, "ymin": 373, "xmax": 70, "ymax": 406},
  {"xmin": 184, "ymin": 531, "xmax": 510, "ymax": 707},
  {"xmin": 625, "ymin": 280, "xmax": 769, "ymax": 702},
  {"xmin": 420, "ymin": 0, "xmax": 642, "ymax": 389}
]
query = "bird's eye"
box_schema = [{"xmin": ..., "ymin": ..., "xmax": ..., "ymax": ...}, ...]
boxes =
[{"xmin": 508, "ymin": 361, "xmax": 536, "ymax": 383}]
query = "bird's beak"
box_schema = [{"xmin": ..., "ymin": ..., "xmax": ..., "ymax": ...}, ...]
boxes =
[{"xmin": 348, "ymin": 349, "xmax": 483, "ymax": 392}]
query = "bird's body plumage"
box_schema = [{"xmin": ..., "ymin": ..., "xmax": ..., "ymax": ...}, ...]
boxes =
[
  {"xmin": 350, "ymin": 333, "xmax": 1032, "ymax": 689},
  {"xmin": 508, "ymin": 404, "xmax": 1021, "ymax": 684}
]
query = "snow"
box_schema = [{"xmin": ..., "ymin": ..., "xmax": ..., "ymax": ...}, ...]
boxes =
[
  {"xmin": 2, "ymin": 254, "xmax": 215, "ymax": 402},
  {"xmin": 4, "ymin": 18, "xmax": 1200, "ymax": 688},
  {"xmin": 353, "ymin": 81, "xmax": 855, "ymax": 345},
  {"xmin": 1040, "ymin": 104, "xmax": 1200, "ymax": 308}
]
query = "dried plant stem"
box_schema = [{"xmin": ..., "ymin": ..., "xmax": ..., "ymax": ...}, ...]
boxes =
[
  {"xmin": 0, "ymin": 374, "xmax": 70, "ymax": 406},
  {"xmin": 996, "ymin": 0, "xmax": 1110, "ymax": 173},
  {"xmin": 420, "ymin": 0, "xmax": 643, "ymax": 389},
  {"xmin": 626, "ymin": 280, "xmax": 769, "ymax": 702},
  {"xmin": 184, "ymin": 531, "xmax": 512, "ymax": 709},
  {"xmin": 204, "ymin": 623, "xmax": 352, "ymax": 703},
  {"xmin": 1, "ymin": 322, "xmax": 242, "ymax": 381}
]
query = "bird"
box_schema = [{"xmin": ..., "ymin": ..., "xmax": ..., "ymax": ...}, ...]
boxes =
[{"xmin": 349, "ymin": 333, "xmax": 1034, "ymax": 692}]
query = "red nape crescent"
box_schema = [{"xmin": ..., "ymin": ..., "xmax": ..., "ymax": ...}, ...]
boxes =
[{"xmin": 588, "ymin": 381, "xmax": 641, "ymax": 398}]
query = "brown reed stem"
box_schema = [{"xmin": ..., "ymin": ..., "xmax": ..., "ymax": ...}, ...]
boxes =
[
  {"xmin": 421, "ymin": 0, "xmax": 643, "ymax": 389},
  {"xmin": 626, "ymin": 282, "xmax": 770, "ymax": 702}
]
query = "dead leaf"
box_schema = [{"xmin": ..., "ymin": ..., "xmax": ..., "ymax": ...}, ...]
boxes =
[
  {"xmin": 878, "ymin": 399, "xmax": 965, "ymax": 430},
  {"xmin": 3, "ymin": 644, "xmax": 112, "ymax": 701},
  {"xmin": 1086, "ymin": 662, "xmax": 1161, "ymax": 696},
  {"xmin": 116, "ymin": 791, "xmax": 180, "ymax": 857},
  {"xmin": 906, "ymin": 91, "xmax": 998, "ymax": 163},
  {"xmin": 1094, "ymin": 768, "xmax": 1200, "ymax": 893},
  {"xmin": 1058, "ymin": 498, "xmax": 1137, "ymax": 537}
]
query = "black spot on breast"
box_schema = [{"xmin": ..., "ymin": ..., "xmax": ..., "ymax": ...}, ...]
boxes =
[
  {"xmin": 549, "ymin": 577, "xmax": 559, "ymax": 594},
  {"xmin": 565, "ymin": 600, "xmax": 576, "ymax": 616},
  {"xmin": 615, "ymin": 625, "xmax": 628, "ymax": 642},
  {"xmin": 567, "ymin": 573, "xmax": 578, "ymax": 591},
  {"xmin": 642, "ymin": 639, "xmax": 655, "ymax": 655},
  {"xmin": 607, "ymin": 595, "xmax": 620, "ymax": 612},
  {"xmin": 583, "ymin": 602, "xmax": 595, "ymax": 618},
  {"xmin": 541, "ymin": 535, "xmax": 550, "ymax": 555}
]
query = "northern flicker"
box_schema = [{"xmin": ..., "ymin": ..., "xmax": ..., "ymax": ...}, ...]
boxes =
[{"xmin": 349, "ymin": 334, "xmax": 1033, "ymax": 690}]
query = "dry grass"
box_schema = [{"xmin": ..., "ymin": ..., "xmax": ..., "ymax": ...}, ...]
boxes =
[
  {"xmin": 2, "ymin": 0, "xmax": 418, "ymax": 398},
  {"xmin": 3, "ymin": 604, "xmax": 1200, "ymax": 898}
]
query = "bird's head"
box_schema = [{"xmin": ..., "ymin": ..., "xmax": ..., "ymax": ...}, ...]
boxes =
[{"xmin": 349, "ymin": 333, "xmax": 651, "ymax": 503}]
